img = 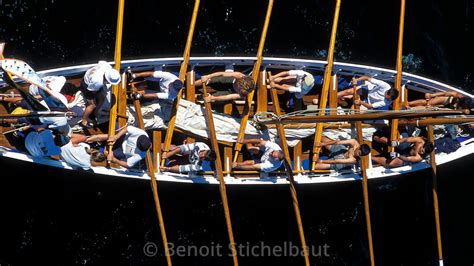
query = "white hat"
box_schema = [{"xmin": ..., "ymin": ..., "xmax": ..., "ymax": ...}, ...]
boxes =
[{"xmin": 104, "ymin": 68, "xmax": 121, "ymax": 85}]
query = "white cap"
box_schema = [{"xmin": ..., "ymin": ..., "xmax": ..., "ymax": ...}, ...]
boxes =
[{"xmin": 104, "ymin": 68, "xmax": 121, "ymax": 85}]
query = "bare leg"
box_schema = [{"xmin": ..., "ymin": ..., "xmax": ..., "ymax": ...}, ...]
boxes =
[
  {"xmin": 314, "ymin": 162, "xmax": 331, "ymax": 170},
  {"xmin": 408, "ymin": 99, "xmax": 428, "ymax": 107},
  {"xmin": 371, "ymin": 156, "xmax": 387, "ymax": 166},
  {"xmin": 386, "ymin": 158, "xmax": 405, "ymax": 168},
  {"xmin": 427, "ymin": 96, "xmax": 449, "ymax": 106}
]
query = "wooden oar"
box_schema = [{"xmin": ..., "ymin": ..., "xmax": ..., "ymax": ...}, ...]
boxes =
[
  {"xmin": 161, "ymin": 0, "xmax": 200, "ymax": 167},
  {"xmin": 202, "ymin": 83, "xmax": 239, "ymax": 266},
  {"xmin": 107, "ymin": 0, "xmax": 125, "ymax": 166},
  {"xmin": 131, "ymin": 84, "xmax": 172, "ymax": 266},
  {"xmin": 311, "ymin": 0, "xmax": 341, "ymax": 170},
  {"xmin": 389, "ymin": 0, "xmax": 406, "ymax": 157},
  {"xmin": 233, "ymin": 0, "xmax": 274, "ymax": 163},
  {"xmin": 353, "ymin": 88, "xmax": 375, "ymax": 266},
  {"xmin": 268, "ymin": 72, "xmax": 310, "ymax": 266},
  {"xmin": 258, "ymin": 110, "xmax": 465, "ymax": 124},
  {"xmin": 427, "ymin": 125, "xmax": 444, "ymax": 266},
  {"xmin": 0, "ymin": 111, "xmax": 74, "ymax": 119}
]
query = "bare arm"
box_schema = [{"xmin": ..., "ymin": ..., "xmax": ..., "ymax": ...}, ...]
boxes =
[
  {"xmin": 335, "ymin": 139, "xmax": 358, "ymax": 147},
  {"xmin": 398, "ymin": 136, "xmax": 423, "ymax": 144},
  {"xmin": 160, "ymin": 165, "xmax": 180, "ymax": 173},
  {"xmin": 70, "ymin": 134, "xmax": 88, "ymax": 145},
  {"xmin": 320, "ymin": 157, "xmax": 357, "ymax": 165},
  {"xmin": 355, "ymin": 100, "xmax": 374, "ymax": 109},
  {"xmin": 233, "ymin": 161, "xmax": 261, "ymax": 171},
  {"xmin": 398, "ymin": 154, "xmax": 422, "ymax": 163},
  {"xmin": 132, "ymin": 71, "xmax": 155, "ymax": 79},
  {"xmin": 196, "ymin": 71, "xmax": 245, "ymax": 86},
  {"xmin": 204, "ymin": 93, "xmax": 241, "ymax": 103},
  {"xmin": 86, "ymin": 134, "xmax": 109, "ymax": 143},
  {"xmin": 162, "ymin": 146, "xmax": 182, "ymax": 159},
  {"xmin": 270, "ymin": 82, "xmax": 293, "ymax": 92},
  {"xmin": 109, "ymin": 155, "xmax": 130, "ymax": 168},
  {"xmin": 269, "ymin": 71, "xmax": 291, "ymax": 81}
]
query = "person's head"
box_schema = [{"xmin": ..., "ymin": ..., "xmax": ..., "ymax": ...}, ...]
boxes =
[
  {"xmin": 234, "ymin": 76, "xmax": 256, "ymax": 97},
  {"xmin": 270, "ymin": 150, "xmax": 285, "ymax": 161},
  {"xmin": 104, "ymin": 68, "xmax": 121, "ymax": 85},
  {"xmin": 168, "ymin": 79, "xmax": 184, "ymax": 92},
  {"xmin": 385, "ymin": 88, "xmax": 399, "ymax": 101},
  {"xmin": 355, "ymin": 144, "xmax": 371, "ymax": 157},
  {"xmin": 198, "ymin": 149, "xmax": 217, "ymax": 161},
  {"xmin": 420, "ymin": 142, "xmax": 434, "ymax": 157},
  {"xmin": 89, "ymin": 149, "xmax": 106, "ymax": 162},
  {"xmin": 136, "ymin": 135, "xmax": 152, "ymax": 152},
  {"xmin": 456, "ymin": 97, "xmax": 472, "ymax": 110}
]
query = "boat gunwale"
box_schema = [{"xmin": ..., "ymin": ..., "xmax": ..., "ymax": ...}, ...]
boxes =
[{"xmin": 1, "ymin": 56, "xmax": 473, "ymax": 99}]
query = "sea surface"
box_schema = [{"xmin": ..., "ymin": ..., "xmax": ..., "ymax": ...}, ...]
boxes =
[{"xmin": 1, "ymin": 0, "xmax": 474, "ymax": 265}]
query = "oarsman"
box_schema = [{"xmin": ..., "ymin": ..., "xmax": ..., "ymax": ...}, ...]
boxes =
[
  {"xmin": 268, "ymin": 69, "xmax": 315, "ymax": 100},
  {"xmin": 128, "ymin": 70, "xmax": 183, "ymax": 101},
  {"xmin": 60, "ymin": 133, "xmax": 106, "ymax": 171},
  {"xmin": 160, "ymin": 141, "xmax": 216, "ymax": 174},
  {"xmin": 408, "ymin": 90, "xmax": 472, "ymax": 110},
  {"xmin": 338, "ymin": 76, "xmax": 398, "ymax": 110},
  {"xmin": 194, "ymin": 71, "xmax": 255, "ymax": 103},
  {"xmin": 232, "ymin": 138, "xmax": 284, "ymax": 172},
  {"xmin": 86, "ymin": 125, "xmax": 151, "ymax": 169},
  {"xmin": 371, "ymin": 135, "xmax": 434, "ymax": 168},
  {"xmin": 313, "ymin": 136, "xmax": 371, "ymax": 171},
  {"xmin": 80, "ymin": 60, "xmax": 121, "ymax": 128}
]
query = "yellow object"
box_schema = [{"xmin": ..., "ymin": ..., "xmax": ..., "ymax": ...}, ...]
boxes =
[{"xmin": 11, "ymin": 107, "xmax": 30, "ymax": 115}]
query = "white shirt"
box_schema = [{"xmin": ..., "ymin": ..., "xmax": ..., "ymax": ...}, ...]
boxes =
[
  {"xmin": 259, "ymin": 141, "xmax": 283, "ymax": 172},
  {"xmin": 288, "ymin": 70, "xmax": 313, "ymax": 99},
  {"xmin": 151, "ymin": 71, "xmax": 179, "ymax": 100},
  {"xmin": 29, "ymin": 75, "xmax": 69, "ymax": 109},
  {"xmin": 60, "ymin": 142, "xmax": 91, "ymax": 170},
  {"xmin": 366, "ymin": 78, "xmax": 392, "ymax": 109},
  {"xmin": 122, "ymin": 126, "xmax": 148, "ymax": 167},
  {"xmin": 37, "ymin": 116, "xmax": 71, "ymax": 136},
  {"xmin": 178, "ymin": 142, "xmax": 210, "ymax": 172},
  {"xmin": 84, "ymin": 61, "xmax": 113, "ymax": 92},
  {"xmin": 25, "ymin": 130, "xmax": 61, "ymax": 157}
]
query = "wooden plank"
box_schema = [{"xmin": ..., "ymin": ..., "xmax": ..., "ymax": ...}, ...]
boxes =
[
  {"xmin": 107, "ymin": 0, "xmax": 125, "ymax": 166},
  {"xmin": 233, "ymin": 0, "xmax": 274, "ymax": 162},
  {"xmin": 293, "ymin": 141, "xmax": 303, "ymax": 172},
  {"xmin": 353, "ymin": 81, "xmax": 375, "ymax": 266},
  {"xmin": 186, "ymin": 70, "xmax": 196, "ymax": 144},
  {"xmin": 390, "ymin": 0, "xmax": 406, "ymax": 154},
  {"xmin": 153, "ymin": 130, "xmax": 162, "ymax": 172},
  {"xmin": 329, "ymin": 74, "xmax": 338, "ymax": 115},
  {"xmin": 202, "ymin": 83, "xmax": 239, "ymax": 265},
  {"xmin": 256, "ymin": 70, "xmax": 268, "ymax": 113},
  {"xmin": 427, "ymin": 125, "xmax": 444, "ymax": 265},
  {"xmin": 161, "ymin": 0, "xmax": 200, "ymax": 166},
  {"xmin": 311, "ymin": 0, "xmax": 341, "ymax": 169},
  {"xmin": 130, "ymin": 83, "xmax": 172, "ymax": 265},
  {"xmin": 268, "ymin": 72, "xmax": 310, "ymax": 266}
]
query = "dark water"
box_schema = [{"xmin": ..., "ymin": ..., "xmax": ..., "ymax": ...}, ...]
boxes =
[{"xmin": 1, "ymin": 0, "xmax": 474, "ymax": 265}]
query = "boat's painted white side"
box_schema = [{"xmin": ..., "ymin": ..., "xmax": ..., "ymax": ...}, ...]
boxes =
[
  {"xmin": 1, "ymin": 57, "xmax": 473, "ymax": 185},
  {"xmin": 2, "ymin": 57, "xmax": 474, "ymax": 98},
  {"xmin": 1, "ymin": 137, "xmax": 472, "ymax": 185}
]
